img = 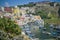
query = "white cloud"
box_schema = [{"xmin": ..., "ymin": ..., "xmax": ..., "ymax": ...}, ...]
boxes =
[{"xmin": 5, "ymin": 2, "xmax": 9, "ymax": 7}]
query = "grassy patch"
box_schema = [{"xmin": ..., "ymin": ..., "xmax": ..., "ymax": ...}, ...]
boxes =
[{"xmin": 44, "ymin": 18, "xmax": 60, "ymax": 25}]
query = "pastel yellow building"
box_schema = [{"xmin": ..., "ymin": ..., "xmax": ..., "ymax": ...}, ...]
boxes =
[
  {"xmin": 13, "ymin": 8, "xmax": 20, "ymax": 14},
  {"xmin": 13, "ymin": 8, "xmax": 26, "ymax": 16},
  {"xmin": 12, "ymin": 6, "xmax": 21, "ymax": 19}
]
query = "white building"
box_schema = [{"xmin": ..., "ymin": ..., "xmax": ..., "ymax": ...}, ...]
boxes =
[{"xmin": 1, "ymin": 7, "xmax": 4, "ymax": 11}]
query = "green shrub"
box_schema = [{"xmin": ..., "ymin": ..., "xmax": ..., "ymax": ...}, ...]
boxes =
[{"xmin": 0, "ymin": 17, "xmax": 21, "ymax": 36}]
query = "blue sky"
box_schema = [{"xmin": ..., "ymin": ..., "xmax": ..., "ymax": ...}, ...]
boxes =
[{"xmin": 0, "ymin": 0, "xmax": 60, "ymax": 7}]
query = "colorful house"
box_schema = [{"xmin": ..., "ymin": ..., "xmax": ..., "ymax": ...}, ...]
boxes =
[
  {"xmin": 4, "ymin": 7, "xmax": 12, "ymax": 13},
  {"xmin": 34, "ymin": 16, "xmax": 41, "ymax": 20},
  {"xmin": 13, "ymin": 8, "xmax": 20, "ymax": 14}
]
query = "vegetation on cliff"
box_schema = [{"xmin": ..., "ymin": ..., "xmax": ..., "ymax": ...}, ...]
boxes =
[{"xmin": 0, "ymin": 17, "xmax": 21, "ymax": 40}]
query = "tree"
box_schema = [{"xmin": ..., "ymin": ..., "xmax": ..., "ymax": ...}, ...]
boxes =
[
  {"xmin": 35, "ymin": 10, "xmax": 48, "ymax": 19},
  {"xmin": 58, "ymin": 8, "xmax": 60, "ymax": 18},
  {"xmin": 0, "ymin": 17, "xmax": 21, "ymax": 38}
]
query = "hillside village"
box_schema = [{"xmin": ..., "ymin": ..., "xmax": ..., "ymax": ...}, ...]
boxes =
[{"xmin": 0, "ymin": 1, "xmax": 60, "ymax": 40}]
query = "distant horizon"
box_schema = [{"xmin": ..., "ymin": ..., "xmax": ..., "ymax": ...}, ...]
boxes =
[{"xmin": 0, "ymin": 0, "xmax": 60, "ymax": 7}]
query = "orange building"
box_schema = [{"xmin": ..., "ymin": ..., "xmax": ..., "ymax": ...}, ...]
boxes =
[{"xmin": 34, "ymin": 16, "xmax": 41, "ymax": 20}]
